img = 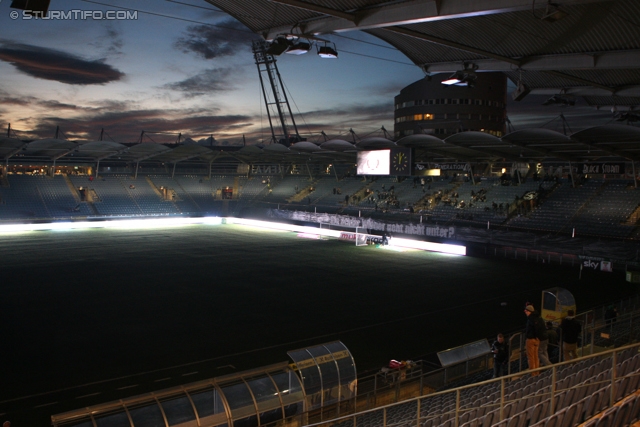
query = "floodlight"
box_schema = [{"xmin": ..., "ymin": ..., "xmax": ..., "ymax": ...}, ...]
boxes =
[
  {"xmin": 542, "ymin": 94, "xmax": 575, "ymax": 106},
  {"xmin": 286, "ymin": 41, "xmax": 311, "ymax": 55},
  {"xmin": 511, "ymin": 81, "xmax": 531, "ymax": 101},
  {"xmin": 441, "ymin": 71, "xmax": 476, "ymax": 87},
  {"xmin": 267, "ymin": 37, "xmax": 290, "ymax": 56},
  {"xmin": 441, "ymin": 71, "xmax": 466, "ymax": 86},
  {"xmin": 441, "ymin": 63, "xmax": 477, "ymax": 87},
  {"xmin": 317, "ymin": 43, "xmax": 338, "ymax": 59}
]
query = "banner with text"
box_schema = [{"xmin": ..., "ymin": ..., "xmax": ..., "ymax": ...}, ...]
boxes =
[
  {"xmin": 269, "ymin": 210, "xmax": 456, "ymax": 239},
  {"xmin": 578, "ymin": 162, "xmax": 625, "ymax": 175}
]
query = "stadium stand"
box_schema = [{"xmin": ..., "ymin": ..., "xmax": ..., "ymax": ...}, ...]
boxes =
[
  {"xmin": 5, "ymin": 173, "xmax": 640, "ymax": 245},
  {"xmin": 0, "ymin": 175, "xmax": 86, "ymax": 219},
  {"xmin": 311, "ymin": 175, "xmax": 365, "ymax": 206},
  {"xmin": 48, "ymin": 292, "xmax": 640, "ymax": 427}
]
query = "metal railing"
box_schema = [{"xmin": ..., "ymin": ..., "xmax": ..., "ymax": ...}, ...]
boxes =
[
  {"xmin": 297, "ymin": 297, "xmax": 640, "ymax": 425},
  {"xmin": 302, "ymin": 342, "xmax": 640, "ymax": 427}
]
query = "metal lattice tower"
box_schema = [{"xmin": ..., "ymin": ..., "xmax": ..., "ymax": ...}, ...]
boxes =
[{"xmin": 252, "ymin": 40, "xmax": 302, "ymax": 146}]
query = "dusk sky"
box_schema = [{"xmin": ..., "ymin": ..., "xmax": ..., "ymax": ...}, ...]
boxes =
[{"xmin": 0, "ymin": 0, "xmax": 618, "ymax": 145}]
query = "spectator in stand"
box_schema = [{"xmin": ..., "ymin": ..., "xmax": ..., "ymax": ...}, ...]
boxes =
[
  {"xmin": 561, "ymin": 310, "xmax": 582, "ymax": 361},
  {"xmin": 491, "ymin": 333, "xmax": 509, "ymax": 378},
  {"xmin": 524, "ymin": 303, "xmax": 541, "ymax": 376},
  {"xmin": 538, "ymin": 319, "xmax": 551, "ymax": 367},
  {"xmin": 604, "ymin": 305, "xmax": 618, "ymax": 326}
]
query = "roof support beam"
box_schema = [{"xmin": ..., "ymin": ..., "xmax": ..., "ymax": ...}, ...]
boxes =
[
  {"xmin": 124, "ymin": 151, "xmax": 166, "ymax": 163},
  {"xmin": 440, "ymin": 139, "xmax": 525, "ymax": 163},
  {"xmin": 53, "ymin": 148, "xmax": 77, "ymax": 161},
  {"xmin": 266, "ymin": 0, "xmax": 355, "ymax": 23},
  {"xmin": 264, "ymin": 0, "xmax": 609, "ymax": 39},
  {"xmin": 500, "ymin": 139, "xmax": 575, "ymax": 162},
  {"xmin": 422, "ymin": 50, "xmax": 640, "ymax": 73},
  {"xmin": 413, "ymin": 147, "xmax": 480, "ymax": 163},
  {"xmin": 1, "ymin": 143, "xmax": 28, "ymax": 163},
  {"xmin": 542, "ymin": 70, "xmax": 615, "ymax": 93},
  {"xmin": 384, "ymin": 26, "xmax": 522, "ymax": 67},
  {"xmin": 529, "ymin": 86, "xmax": 640, "ymax": 96},
  {"xmin": 582, "ymin": 142, "xmax": 640, "ymax": 162}
]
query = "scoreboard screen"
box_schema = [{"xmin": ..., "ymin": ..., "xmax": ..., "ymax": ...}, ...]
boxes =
[{"xmin": 356, "ymin": 147, "xmax": 412, "ymax": 176}]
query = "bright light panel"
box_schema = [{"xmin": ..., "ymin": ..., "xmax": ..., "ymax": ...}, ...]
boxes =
[
  {"xmin": 441, "ymin": 78, "xmax": 462, "ymax": 85},
  {"xmin": 0, "ymin": 217, "xmax": 223, "ymax": 233},
  {"xmin": 357, "ymin": 150, "xmax": 390, "ymax": 175},
  {"xmin": 0, "ymin": 216, "xmax": 465, "ymax": 256}
]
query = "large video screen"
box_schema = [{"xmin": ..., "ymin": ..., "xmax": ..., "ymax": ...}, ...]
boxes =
[{"xmin": 357, "ymin": 150, "xmax": 390, "ymax": 175}]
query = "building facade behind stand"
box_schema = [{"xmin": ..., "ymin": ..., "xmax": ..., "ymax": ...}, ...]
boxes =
[{"xmin": 393, "ymin": 73, "xmax": 507, "ymax": 139}]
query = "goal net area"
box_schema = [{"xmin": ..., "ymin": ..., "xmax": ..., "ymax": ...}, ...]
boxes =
[
  {"xmin": 356, "ymin": 227, "xmax": 368, "ymax": 246},
  {"xmin": 335, "ymin": 226, "xmax": 388, "ymax": 246},
  {"xmin": 337, "ymin": 226, "xmax": 370, "ymax": 246}
]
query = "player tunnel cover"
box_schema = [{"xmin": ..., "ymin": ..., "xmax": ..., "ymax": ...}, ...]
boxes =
[{"xmin": 288, "ymin": 341, "xmax": 357, "ymax": 410}]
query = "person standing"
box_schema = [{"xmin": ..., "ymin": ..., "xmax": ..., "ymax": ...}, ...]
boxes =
[
  {"xmin": 491, "ymin": 333, "xmax": 509, "ymax": 378},
  {"xmin": 546, "ymin": 322, "xmax": 560, "ymax": 363},
  {"xmin": 561, "ymin": 310, "xmax": 582, "ymax": 361},
  {"xmin": 524, "ymin": 304, "xmax": 541, "ymax": 376},
  {"xmin": 604, "ymin": 305, "xmax": 618, "ymax": 326},
  {"xmin": 538, "ymin": 318, "xmax": 552, "ymax": 367}
]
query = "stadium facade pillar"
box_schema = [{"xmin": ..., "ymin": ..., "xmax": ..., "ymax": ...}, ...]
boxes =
[
  {"xmin": 135, "ymin": 161, "xmax": 140, "ymax": 180},
  {"xmin": 96, "ymin": 159, "xmax": 101, "ymax": 179},
  {"xmin": 172, "ymin": 162, "xmax": 177, "ymax": 179},
  {"xmin": 633, "ymin": 161, "xmax": 637, "ymax": 188}
]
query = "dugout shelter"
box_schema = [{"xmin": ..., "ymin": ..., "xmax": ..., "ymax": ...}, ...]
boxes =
[{"xmin": 51, "ymin": 341, "xmax": 356, "ymax": 427}]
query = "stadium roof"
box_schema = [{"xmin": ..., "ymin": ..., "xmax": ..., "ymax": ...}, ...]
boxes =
[
  {"xmin": 3, "ymin": 125, "xmax": 640, "ymax": 165},
  {"xmin": 204, "ymin": 0, "xmax": 640, "ymax": 108}
]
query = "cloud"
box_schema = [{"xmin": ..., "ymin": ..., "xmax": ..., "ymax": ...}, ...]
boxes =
[
  {"xmin": 300, "ymin": 102, "xmax": 394, "ymax": 129},
  {"xmin": 163, "ymin": 67, "xmax": 235, "ymax": 97},
  {"xmin": 88, "ymin": 24, "xmax": 124, "ymax": 56},
  {"xmin": 0, "ymin": 96, "xmax": 32, "ymax": 106},
  {"xmin": 0, "ymin": 95, "xmax": 121, "ymax": 112},
  {"xmin": 174, "ymin": 20, "xmax": 258, "ymax": 60},
  {"xmin": 27, "ymin": 107, "xmax": 254, "ymax": 143},
  {"xmin": 38, "ymin": 100, "xmax": 78, "ymax": 110},
  {"xmin": 0, "ymin": 42, "xmax": 124, "ymax": 85}
]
